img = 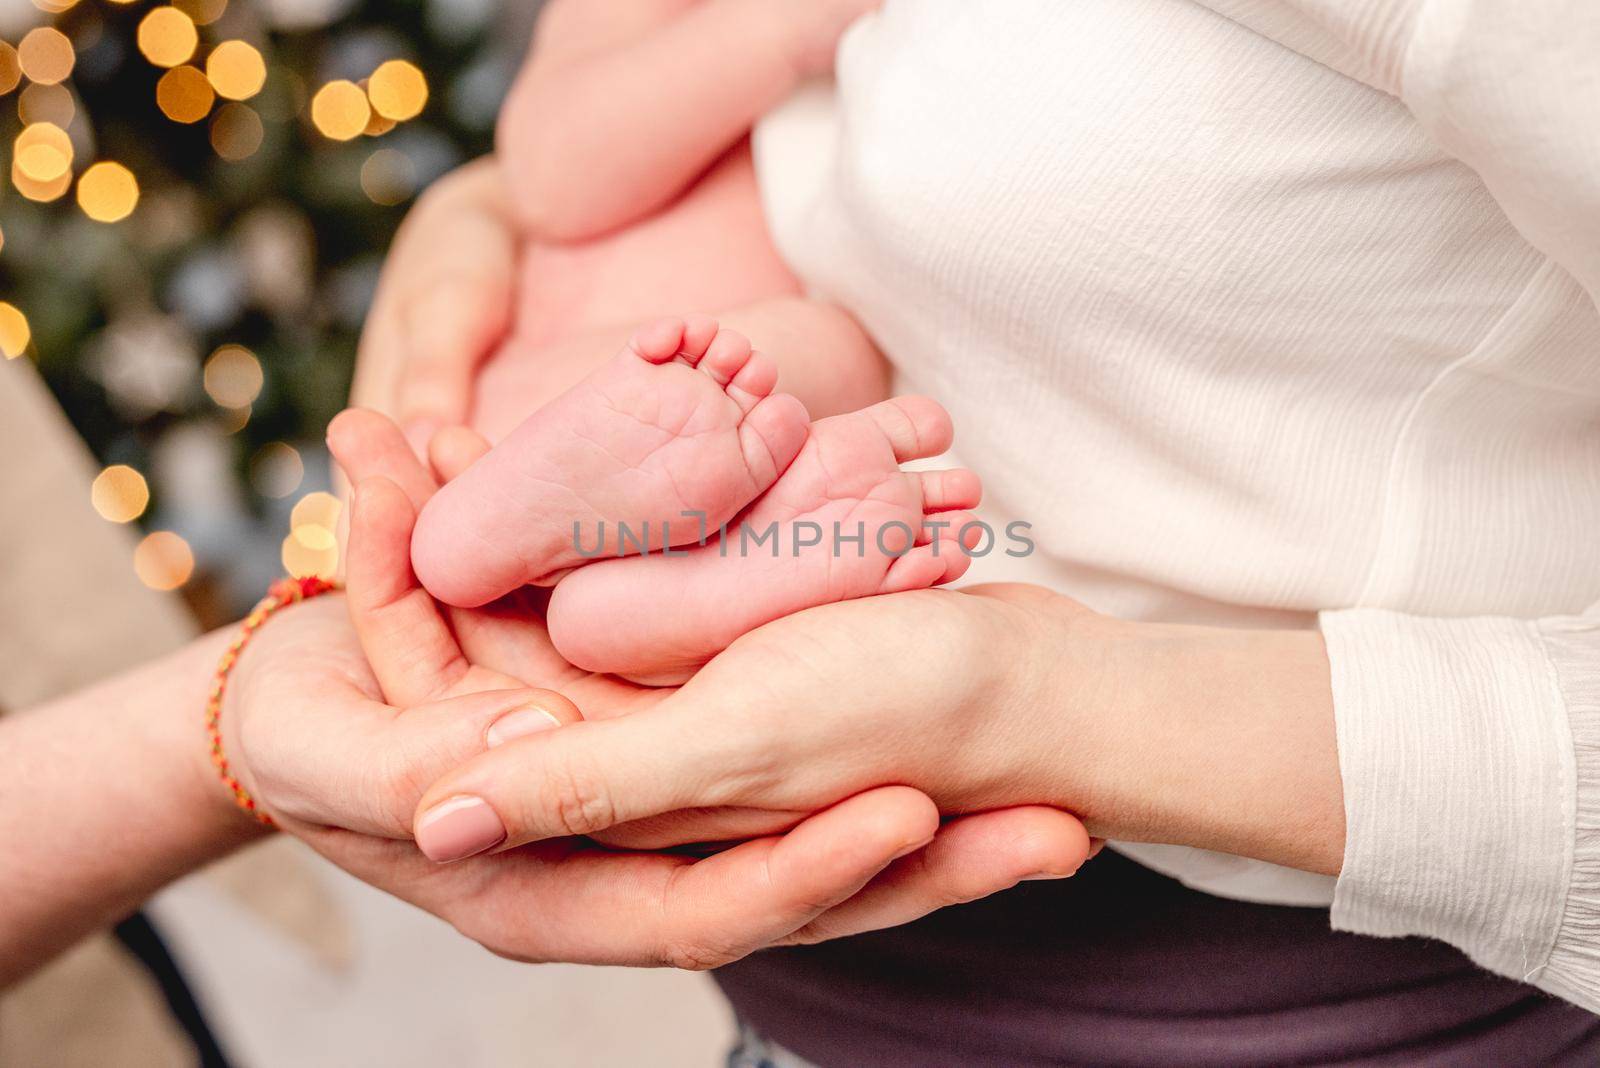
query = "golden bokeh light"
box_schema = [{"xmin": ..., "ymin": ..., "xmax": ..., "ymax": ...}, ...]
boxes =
[
  {"xmin": 281, "ymin": 528, "xmax": 338, "ymax": 580},
  {"xmin": 13, "ymin": 123, "xmax": 73, "ymax": 200},
  {"xmin": 32, "ymin": 0, "xmax": 81, "ymax": 12},
  {"xmin": 219, "ymin": 404, "xmax": 251, "ymax": 434},
  {"xmin": 0, "ymin": 42, "xmax": 20, "ymax": 96},
  {"xmin": 156, "ymin": 65, "xmax": 214, "ymax": 123},
  {"xmin": 18, "ymin": 82, "xmax": 74, "ymax": 127},
  {"xmin": 11, "ymin": 162, "xmax": 70, "ymax": 202},
  {"xmin": 77, "ymin": 162, "xmax": 140, "ymax": 223},
  {"xmin": 310, "ymin": 80, "xmax": 368, "ymax": 141},
  {"xmin": 205, "ymin": 40, "xmax": 266, "ymax": 101},
  {"xmin": 18, "ymin": 28, "xmax": 74, "ymax": 85},
  {"xmin": 362, "ymin": 109, "xmax": 396, "ymax": 137},
  {"xmin": 17, "ymin": 141, "xmax": 69, "ymax": 182},
  {"xmin": 209, "ymin": 101, "xmax": 263, "ymax": 160},
  {"xmin": 367, "ymin": 60, "xmax": 427, "ymax": 122},
  {"xmin": 91, "ymin": 465, "xmax": 150, "ymax": 523},
  {"xmin": 137, "ymin": 7, "xmax": 199, "ymax": 69},
  {"xmin": 202, "ymin": 344, "xmax": 263, "ymax": 407},
  {"xmin": 0, "ymin": 303, "xmax": 30, "ymax": 359},
  {"xmin": 134, "ymin": 531, "xmax": 195, "ymax": 591},
  {"xmin": 174, "ymin": 0, "xmax": 228, "ymax": 25},
  {"xmin": 250, "ymin": 441, "xmax": 303, "ymax": 499},
  {"xmin": 360, "ymin": 148, "xmax": 415, "ymax": 205},
  {"xmin": 290, "ymin": 491, "xmax": 342, "ymax": 534}
]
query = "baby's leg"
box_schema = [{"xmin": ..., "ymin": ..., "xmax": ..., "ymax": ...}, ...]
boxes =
[
  {"xmin": 472, "ymin": 296, "xmax": 889, "ymax": 441},
  {"xmin": 412, "ymin": 316, "xmax": 809, "ymax": 607}
]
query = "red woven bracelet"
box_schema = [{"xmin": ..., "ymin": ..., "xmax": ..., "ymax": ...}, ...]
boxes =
[{"xmin": 206, "ymin": 575, "xmax": 340, "ymax": 827}]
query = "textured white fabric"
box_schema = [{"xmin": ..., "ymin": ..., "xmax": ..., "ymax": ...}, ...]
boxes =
[{"xmin": 753, "ymin": 0, "xmax": 1600, "ymax": 1009}]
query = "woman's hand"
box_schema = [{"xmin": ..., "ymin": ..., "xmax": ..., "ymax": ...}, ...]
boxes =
[
  {"xmin": 413, "ymin": 581, "xmax": 1347, "ymax": 876},
  {"xmin": 216, "ymin": 407, "xmax": 1093, "ymax": 968},
  {"xmin": 349, "ymin": 157, "xmax": 517, "ymax": 457}
]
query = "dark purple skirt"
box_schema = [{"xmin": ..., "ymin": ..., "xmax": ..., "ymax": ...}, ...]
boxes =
[{"xmin": 715, "ymin": 849, "xmax": 1600, "ymax": 1067}]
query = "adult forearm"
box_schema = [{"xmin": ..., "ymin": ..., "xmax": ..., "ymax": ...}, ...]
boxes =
[
  {"xmin": 0, "ymin": 628, "xmax": 266, "ymax": 987},
  {"xmin": 1058, "ymin": 615, "xmax": 1346, "ymax": 875}
]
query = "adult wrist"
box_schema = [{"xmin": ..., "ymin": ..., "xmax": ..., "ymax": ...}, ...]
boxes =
[
  {"xmin": 1043, "ymin": 612, "xmax": 1345, "ymax": 874},
  {"xmin": 216, "ymin": 591, "xmax": 350, "ymax": 823},
  {"xmin": 173, "ymin": 628, "xmax": 277, "ymax": 851}
]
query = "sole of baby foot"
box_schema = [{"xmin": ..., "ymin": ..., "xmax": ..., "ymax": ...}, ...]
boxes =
[
  {"xmin": 411, "ymin": 315, "xmax": 811, "ymax": 607},
  {"xmin": 547, "ymin": 396, "xmax": 982, "ymax": 684}
]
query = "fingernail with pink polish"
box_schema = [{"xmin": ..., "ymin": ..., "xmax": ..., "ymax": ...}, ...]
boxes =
[
  {"xmin": 486, "ymin": 706, "xmax": 562, "ymax": 748},
  {"xmin": 415, "ymin": 795, "xmax": 505, "ymax": 863}
]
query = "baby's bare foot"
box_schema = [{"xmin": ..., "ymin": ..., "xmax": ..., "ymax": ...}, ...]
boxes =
[
  {"xmin": 547, "ymin": 397, "xmax": 981, "ymax": 684},
  {"xmin": 412, "ymin": 315, "xmax": 810, "ymax": 606}
]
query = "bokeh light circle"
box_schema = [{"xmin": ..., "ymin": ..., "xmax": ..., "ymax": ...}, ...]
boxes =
[
  {"xmin": 0, "ymin": 42, "xmax": 20, "ymax": 96},
  {"xmin": 310, "ymin": 80, "xmax": 369, "ymax": 141},
  {"xmin": 281, "ymin": 529, "xmax": 338, "ymax": 580},
  {"xmin": 210, "ymin": 102, "xmax": 264, "ymax": 160},
  {"xmin": 134, "ymin": 531, "xmax": 196, "ymax": 590},
  {"xmin": 157, "ymin": 65, "xmax": 215, "ymax": 123},
  {"xmin": 18, "ymin": 28, "xmax": 75, "ymax": 85},
  {"xmin": 0, "ymin": 303, "xmax": 31, "ymax": 359},
  {"xmin": 137, "ymin": 8, "xmax": 200, "ymax": 69},
  {"xmin": 367, "ymin": 60, "xmax": 428, "ymax": 121},
  {"xmin": 91, "ymin": 465, "xmax": 150, "ymax": 523},
  {"xmin": 77, "ymin": 162, "xmax": 141, "ymax": 223},
  {"xmin": 203, "ymin": 344, "xmax": 263, "ymax": 407},
  {"xmin": 206, "ymin": 40, "xmax": 266, "ymax": 101},
  {"xmin": 250, "ymin": 441, "xmax": 303, "ymax": 498}
]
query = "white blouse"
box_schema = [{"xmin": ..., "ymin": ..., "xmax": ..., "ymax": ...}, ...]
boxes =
[{"xmin": 753, "ymin": 0, "xmax": 1600, "ymax": 1010}]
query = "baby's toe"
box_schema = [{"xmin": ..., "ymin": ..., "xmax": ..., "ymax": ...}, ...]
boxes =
[
  {"xmin": 863, "ymin": 396, "xmax": 955, "ymax": 462},
  {"xmin": 675, "ymin": 313, "xmax": 721, "ymax": 365},
  {"xmin": 738, "ymin": 392, "xmax": 810, "ymax": 488},
  {"xmin": 880, "ymin": 542, "xmax": 972, "ymax": 594},
  {"xmin": 918, "ymin": 468, "xmax": 983, "ymax": 512},
  {"xmin": 629, "ymin": 317, "xmax": 689, "ymax": 364},
  {"xmin": 699, "ymin": 328, "xmax": 754, "ymax": 385},
  {"xmin": 726, "ymin": 351, "xmax": 780, "ymax": 413}
]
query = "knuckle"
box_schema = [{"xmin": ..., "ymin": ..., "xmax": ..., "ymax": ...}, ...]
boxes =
[
  {"xmin": 536, "ymin": 754, "xmax": 617, "ymax": 837},
  {"xmin": 657, "ymin": 937, "xmax": 733, "ymax": 972}
]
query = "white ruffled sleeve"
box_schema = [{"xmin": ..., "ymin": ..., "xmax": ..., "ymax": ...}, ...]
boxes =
[{"xmin": 1321, "ymin": 608, "xmax": 1600, "ymax": 1010}]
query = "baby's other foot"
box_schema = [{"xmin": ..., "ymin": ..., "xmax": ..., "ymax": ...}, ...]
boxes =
[
  {"xmin": 548, "ymin": 397, "xmax": 981, "ymax": 684},
  {"xmin": 412, "ymin": 316, "xmax": 810, "ymax": 606}
]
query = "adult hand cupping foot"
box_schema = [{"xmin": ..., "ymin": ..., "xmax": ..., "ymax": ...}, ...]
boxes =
[
  {"xmin": 410, "ymin": 546, "xmax": 1349, "ymax": 881},
  {"xmin": 218, "ymin": 407, "xmax": 1090, "ymax": 968}
]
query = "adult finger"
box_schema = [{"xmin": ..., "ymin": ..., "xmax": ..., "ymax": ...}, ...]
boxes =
[
  {"xmin": 327, "ymin": 408, "xmax": 440, "ymax": 511},
  {"xmin": 429, "ymin": 425, "xmax": 491, "ymax": 483},
  {"xmin": 345, "ymin": 475, "xmax": 470, "ymax": 705},
  {"xmin": 780, "ymin": 806, "xmax": 1093, "ymax": 945},
  {"xmin": 351, "ymin": 158, "xmax": 516, "ymax": 449},
  {"xmin": 323, "ymin": 787, "xmax": 938, "ymax": 968},
  {"xmin": 387, "ymin": 165, "xmax": 515, "ymax": 448},
  {"xmin": 261, "ymin": 685, "xmax": 578, "ymax": 839},
  {"xmin": 410, "ymin": 705, "xmax": 754, "ymax": 862}
]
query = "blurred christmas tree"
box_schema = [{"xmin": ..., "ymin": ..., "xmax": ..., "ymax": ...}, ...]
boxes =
[{"xmin": 0, "ymin": 0, "xmax": 527, "ymax": 620}]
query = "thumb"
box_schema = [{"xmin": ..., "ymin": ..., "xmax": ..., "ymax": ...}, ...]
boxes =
[
  {"xmin": 266, "ymin": 687, "xmax": 580, "ymax": 840},
  {"xmin": 410, "ymin": 706, "xmax": 737, "ymax": 862},
  {"xmin": 394, "ymin": 270, "xmax": 512, "ymax": 446}
]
